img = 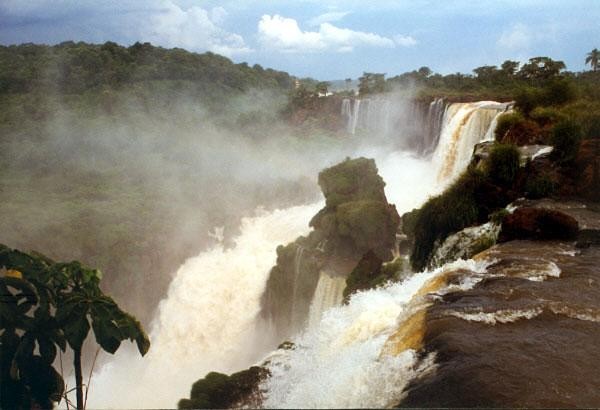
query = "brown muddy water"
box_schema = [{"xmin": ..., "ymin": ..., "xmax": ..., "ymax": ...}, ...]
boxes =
[{"xmin": 400, "ymin": 240, "xmax": 600, "ymax": 408}]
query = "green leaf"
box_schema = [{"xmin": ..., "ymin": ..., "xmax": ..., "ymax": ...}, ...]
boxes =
[
  {"xmin": 62, "ymin": 312, "xmax": 90, "ymax": 350},
  {"xmin": 91, "ymin": 317, "xmax": 122, "ymax": 354},
  {"xmin": 38, "ymin": 337, "xmax": 57, "ymax": 364},
  {"xmin": 135, "ymin": 332, "xmax": 151, "ymax": 356},
  {"xmin": 52, "ymin": 329, "xmax": 67, "ymax": 352}
]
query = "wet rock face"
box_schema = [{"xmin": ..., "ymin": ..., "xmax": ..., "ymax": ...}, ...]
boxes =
[
  {"xmin": 572, "ymin": 139, "xmax": 600, "ymax": 202},
  {"xmin": 311, "ymin": 157, "xmax": 399, "ymax": 261},
  {"xmin": 261, "ymin": 157, "xmax": 399, "ymax": 340},
  {"xmin": 499, "ymin": 207, "xmax": 579, "ymax": 242},
  {"xmin": 317, "ymin": 157, "xmax": 387, "ymax": 207},
  {"xmin": 429, "ymin": 222, "xmax": 500, "ymax": 268},
  {"xmin": 400, "ymin": 242, "xmax": 600, "ymax": 408}
]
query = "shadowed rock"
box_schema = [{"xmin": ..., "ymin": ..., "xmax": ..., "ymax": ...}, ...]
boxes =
[{"xmin": 499, "ymin": 207, "xmax": 578, "ymax": 242}]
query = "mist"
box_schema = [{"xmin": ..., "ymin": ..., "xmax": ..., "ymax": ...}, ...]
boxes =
[{"xmin": 0, "ymin": 82, "xmax": 424, "ymax": 329}]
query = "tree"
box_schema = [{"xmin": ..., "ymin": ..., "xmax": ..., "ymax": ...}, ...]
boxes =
[
  {"xmin": 358, "ymin": 72, "xmax": 386, "ymax": 96},
  {"xmin": 518, "ymin": 57, "xmax": 566, "ymax": 83},
  {"xmin": 500, "ymin": 60, "xmax": 519, "ymax": 77},
  {"xmin": 417, "ymin": 66, "xmax": 432, "ymax": 78},
  {"xmin": 315, "ymin": 81, "xmax": 330, "ymax": 96},
  {"xmin": 0, "ymin": 244, "xmax": 150, "ymax": 409},
  {"xmin": 473, "ymin": 65, "xmax": 500, "ymax": 84},
  {"xmin": 585, "ymin": 48, "xmax": 599, "ymax": 71}
]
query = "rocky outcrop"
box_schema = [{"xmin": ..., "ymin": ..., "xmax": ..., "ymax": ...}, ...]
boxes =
[
  {"xmin": 498, "ymin": 207, "xmax": 579, "ymax": 242},
  {"xmin": 471, "ymin": 141, "xmax": 554, "ymax": 169},
  {"xmin": 343, "ymin": 251, "xmax": 407, "ymax": 301},
  {"xmin": 310, "ymin": 157, "xmax": 399, "ymax": 260},
  {"xmin": 260, "ymin": 157, "xmax": 400, "ymax": 340},
  {"xmin": 429, "ymin": 222, "xmax": 500, "ymax": 268},
  {"xmin": 400, "ymin": 198, "xmax": 600, "ymax": 408},
  {"xmin": 178, "ymin": 367, "xmax": 269, "ymax": 409},
  {"xmin": 400, "ymin": 239, "xmax": 600, "ymax": 408}
]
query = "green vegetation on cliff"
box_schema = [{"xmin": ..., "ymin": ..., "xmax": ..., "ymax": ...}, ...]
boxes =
[
  {"xmin": 310, "ymin": 158, "xmax": 400, "ymax": 261},
  {"xmin": 178, "ymin": 367, "xmax": 268, "ymax": 409},
  {"xmin": 261, "ymin": 157, "xmax": 400, "ymax": 339},
  {"xmin": 405, "ymin": 144, "xmax": 521, "ymax": 271}
]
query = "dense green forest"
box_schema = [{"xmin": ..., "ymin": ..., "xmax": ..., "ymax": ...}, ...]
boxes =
[{"xmin": 0, "ymin": 42, "xmax": 311, "ymax": 326}]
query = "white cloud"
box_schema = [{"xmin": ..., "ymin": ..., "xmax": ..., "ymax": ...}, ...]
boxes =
[
  {"xmin": 258, "ymin": 14, "xmax": 395, "ymax": 53},
  {"xmin": 0, "ymin": 0, "xmax": 251, "ymax": 57},
  {"xmin": 497, "ymin": 23, "xmax": 533, "ymax": 51},
  {"xmin": 144, "ymin": 1, "xmax": 252, "ymax": 56},
  {"xmin": 393, "ymin": 34, "xmax": 417, "ymax": 47},
  {"xmin": 307, "ymin": 11, "xmax": 350, "ymax": 27}
]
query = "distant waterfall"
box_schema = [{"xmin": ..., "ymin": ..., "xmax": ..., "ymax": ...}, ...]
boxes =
[
  {"xmin": 431, "ymin": 101, "xmax": 508, "ymax": 183},
  {"xmin": 341, "ymin": 97, "xmax": 448, "ymax": 154}
]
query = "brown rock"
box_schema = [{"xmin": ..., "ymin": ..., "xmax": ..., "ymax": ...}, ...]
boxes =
[
  {"xmin": 499, "ymin": 207, "xmax": 579, "ymax": 242},
  {"xmin": 574, "ymin": 139, "xmax": 600, "ymax": 202}
]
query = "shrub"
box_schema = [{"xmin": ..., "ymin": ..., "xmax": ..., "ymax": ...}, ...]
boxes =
[
  {"xmin": 550, "ymin": 119, "xmax": 583, "ymax": 163},
  {"xmin": 490, "ymin": 208, "xmax": 510, "ymax": 225},
  {"xmin": 410, "ymin": 169, "xmax": 483, "ymax": 271},
  {"xmin": 515, "ymin": 79, "xmax": 577, "ymax": 116},
  {"xmin": 541, "ymin": 78, "xmax": 577, "ymax": 106},
  {"xmin": 525, "ymin": 175, "xmax": 556, "ymax": 199},
  {"xmin": 583, "ymin": 114, "xmax": 600, "ymax": 139},
  {"xmin": 530, "ymin": 106, "xmax": 564, "ymax": 126},
  {"xmin": 495, "ymin": 112, "xmax": 524, "ymax": 141},
  {"xmin": 487, "ymin": 143, "xmax": 521, "ymax": 187},
  {"xmin": 515, "ymin": 86, "xmax": 544, "ymax": 115}
]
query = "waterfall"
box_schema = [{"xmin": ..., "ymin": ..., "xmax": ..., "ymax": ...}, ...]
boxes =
[
  {"xmin": 260, "ymin": 100, "xmax": 509, "ymax": 408},
  {"xmin": 88, "ymin": 98, "xmax": 507, "ymax": 409},
  {"xmin": 307, "ymin": 271, "xmax": 347, "ymax": 328},
  {"xmin": 340, "ymin": 96, "xmax": 445, "ymax": 154},
  {"xmin": 290, "ymin": 246, "xmax": 306, "ymax": 325},
  {"xmin": 350, "ymin": 99, "xmax": 361, "ymax": 134},
  {"xmin": 432, "ymin": 102, "xmax": 508, "ymax": 183},
  {"xmin": 423, "ymin": 98, "xmax": 447, "ymax": 155},
  {"xmin": 341, "ymin": 99, "xmax": 352, "ymax": 133},
  {"xmin": 88, "ymin": 203, "xmax": 321, "ymax": 409},
  {"xmin": 261, "ymin": 258, "xmax": 493, "ymax": 408}
]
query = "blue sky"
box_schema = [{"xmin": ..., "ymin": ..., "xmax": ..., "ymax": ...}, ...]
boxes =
[{"xmin": 1, "ymin": 0, "xmax": 599, "ymax": 80}]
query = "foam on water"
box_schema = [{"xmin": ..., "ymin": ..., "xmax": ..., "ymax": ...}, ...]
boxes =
[
  {"xmin": 261, "ymin": 259, "xmax": 492, "ymax": 408},
  {"xmin": 88, "ymin": 203, "xmax": 320, "ymax": 408}
]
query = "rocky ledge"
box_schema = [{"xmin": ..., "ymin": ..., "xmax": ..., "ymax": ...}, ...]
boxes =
[{"xmin": 399, "ymin": 200, "xmax": 600, "ymax": 408}]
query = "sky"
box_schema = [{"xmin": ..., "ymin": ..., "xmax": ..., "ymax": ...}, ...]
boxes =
[{"xmin": 1, "ymin": 0, "xmax": 599, "ymax": 80}]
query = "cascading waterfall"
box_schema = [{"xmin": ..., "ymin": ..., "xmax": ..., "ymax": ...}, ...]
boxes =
[
  {"xmin": 259, "ymin": 100, "xmax": 509, "ymax": 408},
  {"xmin": 307, "ymin": 271, "xmax": 347, "ymax": 328},
  {"xmin": 340, "ymin": 97, "xmax": 448, "ymax": 154},
  {"xmin": 431, "ymin": 102, "xmax": 508, "ymax": 183},
  {"xmin": 290, "ymin": 246, "xmax": 306, "ymax": 325},
  {"xmin": 261, "ymin": 258, "xmax": 493, "ymax": 408},
  {"xmin": 423, "ymin": 98, "xmax": 447, "ymax": 155},
  {"xmin": 89, "ymin": 97, "xmax": 507, "ymax": 409},
  {"xmin": 88, "ymin": 204, "xmax": 320, "ymax": 409}
]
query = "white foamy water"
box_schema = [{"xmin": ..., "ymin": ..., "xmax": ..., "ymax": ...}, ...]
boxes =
[
  {"xmin": 88, "ymin": 203, "xmax": 320, "ymax": 409},
  {"xmin": 261, "ymin": 259, "xmax": 492, "ymax": 408},
  {"xmin": 308, "ymin": 271, "xmax": 346, "ymax": 328},
  {"xmin": 432, "ymin": 101, "xmax": 507, "ymax": 184},
  {"xmin": 448, "ymin": 308, "xmax": 544, "ymax": 325}
]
